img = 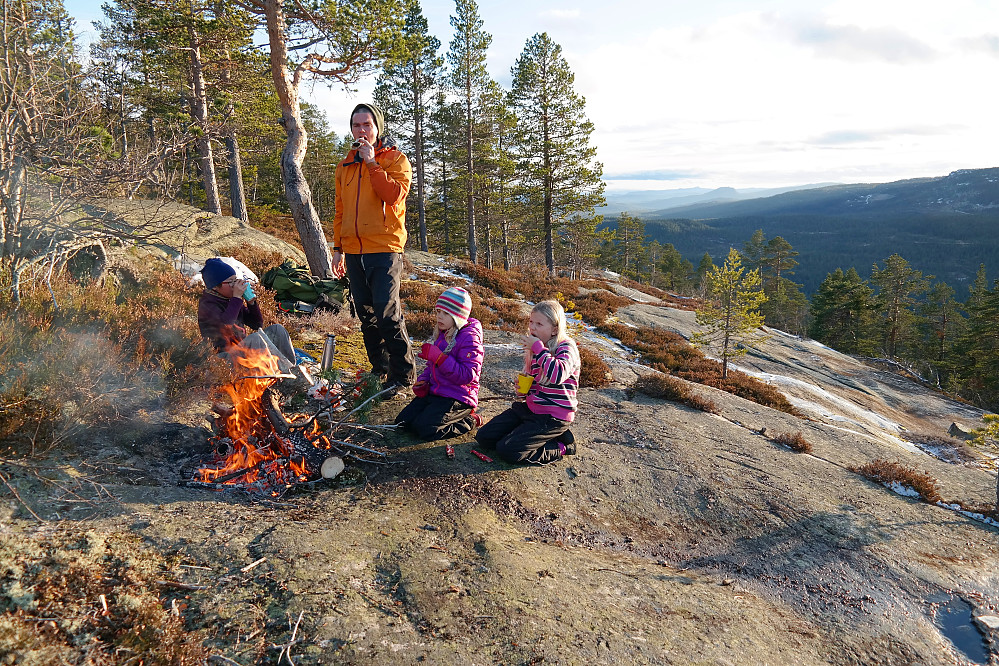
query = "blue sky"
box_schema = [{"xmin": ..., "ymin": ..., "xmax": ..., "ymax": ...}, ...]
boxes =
[{"xmin": 66, "ymin": 0, "xmax": 999, "ymax": 190}]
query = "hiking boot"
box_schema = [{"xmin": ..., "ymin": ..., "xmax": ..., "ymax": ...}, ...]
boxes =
[
  {"xmin": 383, "ymin": 380, "xmax": 410, "ymax": 399},
  {"xmin": 557, "ymin": 430, "xmax": 576, "ymax": 456}
]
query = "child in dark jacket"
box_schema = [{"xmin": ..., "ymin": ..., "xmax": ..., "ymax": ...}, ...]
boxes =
[
  {"xmin": 197, "ymin": 257, "xmax": 296, "ymax": 371},
  {"xmin": 394, "ymin": 287, "xmax": 484, "ymax": 440},
  {"xmin": 475, "ymin": 299, "xmax": 579, "ymax": 464}
]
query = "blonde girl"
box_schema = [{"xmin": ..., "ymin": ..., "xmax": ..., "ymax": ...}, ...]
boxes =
[{"xmin": 475, "ymin": 300, "xmax": 580, "ymax": 464}]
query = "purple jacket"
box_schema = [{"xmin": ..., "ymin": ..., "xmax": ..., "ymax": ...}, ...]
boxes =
[
  {"xmin": 417, "ymin": 318, "xmax": 483, "ymax": 408},
  {"xmin": 197, "ymin": 290, "xmax": 263, "ymax": 352}
]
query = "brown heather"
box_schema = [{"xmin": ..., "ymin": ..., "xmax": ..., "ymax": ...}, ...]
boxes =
[
  {"xmin": 578, "ymin": 346, "xmax": 612, "ymax": 389},
  {"xmin": 0, "ymin": 264, "xmax": 231, "ymax": 456},
  {"xmin": 772, "ymin": 431, "xmax": 813, "ymax": 453},
  {"xmin": 850, "ymin": 459, "xmax": 942, "ymax": 504},
  {"xmin": 633, "ymin": 373, "xmax": 719, "ymax": 413}
]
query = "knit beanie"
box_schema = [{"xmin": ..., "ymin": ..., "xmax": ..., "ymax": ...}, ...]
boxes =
[
  {"xmin": 350, "ymin": 103, "xmax": 385, "ymax": 138},
  {"xmin": 201, "ymin": 257, "xmax": 236, "ymax": 289},
  {"xmin": 436, "ymin": 287, "xmax": 472, "ymax": 329}
]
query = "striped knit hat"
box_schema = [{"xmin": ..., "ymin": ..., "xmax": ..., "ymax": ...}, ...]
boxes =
[{"xmin": 436, "ymin": 287, "xmax": 472, "ymax": 328}]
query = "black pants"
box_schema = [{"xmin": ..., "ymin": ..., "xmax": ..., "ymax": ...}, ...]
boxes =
[
  {"xmin": 474, "ymin": 401, "xmax": 569, "ymax": 464},
  {"xmin": 394, "ymin": 394, "xmax": 476, "ymax": 441},
  {"xmin": 345, "ymin": 252, "xmax": 415, "ymax": 385}
]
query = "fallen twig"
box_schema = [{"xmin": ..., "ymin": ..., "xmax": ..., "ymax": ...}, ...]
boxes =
[
  {"xmin": 0, "ymin": 470, "xmax": 44, "ymax": 522},
  {"xmin": 241, "ymin": 557, "xmax": 267, "ymax": 573},
  {"xmin": 156, "ymin": 580, "xmax": 209, "ymax": 591}
]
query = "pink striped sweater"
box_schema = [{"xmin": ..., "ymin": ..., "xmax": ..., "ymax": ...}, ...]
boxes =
[{"xmin": 525, "ymin": 338, "xmax": 580, "ymax": 422}]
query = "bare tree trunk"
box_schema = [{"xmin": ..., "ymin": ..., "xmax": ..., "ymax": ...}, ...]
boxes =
[
  {"xmin": 465, "ymin": 94, "xmax": 476, "ymax": 263},
  {"xmin": 225, "ymin": 133, "xmax": 248, "ymax": 223},
  {"xmin": 188, "ymin": 26, "xmax": 221, "ymax": 214},
  {"xmin": 412, "ymin": 61, "xmax": 427, "ymax": 252},
  {"xmin": 263, "ymin": 0, "xmax": 333, "ymax": 277}
]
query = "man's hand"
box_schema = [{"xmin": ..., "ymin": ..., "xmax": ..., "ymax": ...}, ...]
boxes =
[
  {"xmin": 356, "ymin": 137, "xmax": 375, "ymax": 165},
  {"xmin": 232, "ymin": 278, "xmax": 248, "ymax": 299},
  {"xmin": 331, "ymin": 251, "xmax": 345, "ymax": 279}
]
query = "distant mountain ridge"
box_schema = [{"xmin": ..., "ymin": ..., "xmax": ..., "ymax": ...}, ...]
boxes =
[
  {"xmin": 600, "ymin": 183, "xmax": 839, "ymax": 216},
  {"xmin": 614, "ymin": 167, "xmax": 999, "ymax": 295}
]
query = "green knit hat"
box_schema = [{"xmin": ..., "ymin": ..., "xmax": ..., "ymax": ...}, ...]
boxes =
[{"xmin": 350, "ymin": 103, "xmax": 385, "ymax": 138}]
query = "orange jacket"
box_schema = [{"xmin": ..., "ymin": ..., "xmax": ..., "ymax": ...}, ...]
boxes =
[{"xmin": 332, "ymin": 141, "xmax": 411, "ymax": 254}]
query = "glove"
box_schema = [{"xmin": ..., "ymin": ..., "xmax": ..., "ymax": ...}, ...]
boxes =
[
  {"xmin": 243, "ymin": 283, "xmax": 255, "ymax": 301},
  {"xmin": 418, "ymin": 342, "xmax": 444, "ymax": 365},
  {"xmin": 412, "ymin": 381, "xmax": 429, "ymax": 398}
]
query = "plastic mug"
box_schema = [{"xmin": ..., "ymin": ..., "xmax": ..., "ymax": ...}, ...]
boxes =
[{"xmin": 516, "ymin": 372, "xmax": 534, "ymax": 395}]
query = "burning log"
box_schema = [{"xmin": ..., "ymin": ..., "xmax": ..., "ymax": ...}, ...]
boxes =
[{"xmin": 188, "ymin": 346, "xmax": 385, "ymax": 494}]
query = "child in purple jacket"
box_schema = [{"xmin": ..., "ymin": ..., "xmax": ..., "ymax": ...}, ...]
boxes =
[{"xmin": 394, "ymin": 287, "xmax": 484, "ymax": 440}]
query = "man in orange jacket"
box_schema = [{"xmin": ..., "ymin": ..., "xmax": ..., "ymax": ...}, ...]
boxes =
[{"xmin": 331, "ymin": 103, "xmax": 416, "ymax": 395}]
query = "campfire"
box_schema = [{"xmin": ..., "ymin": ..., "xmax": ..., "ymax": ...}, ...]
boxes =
[{"xmin": 186, "ymin": 346, "xmax": 392, "ymax": 496}]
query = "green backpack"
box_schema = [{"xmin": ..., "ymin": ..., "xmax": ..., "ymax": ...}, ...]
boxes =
[{"xmin": 261, "ymin": 259, "xmax": 348, "ymax": 314}]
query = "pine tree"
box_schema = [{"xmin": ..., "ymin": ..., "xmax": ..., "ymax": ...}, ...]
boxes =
[
  {"xmin": 694, "ymin": 252, "xmax": 714, "ymax": 294},
  {"xmin": 808, "ymin": 268, "xmax": 875, "ymax": 355},
  {"xmin": 692, "ymin": 248, "xmax": 767, "ymax": 378},
  {"xmin": 446, "ymin": 0, "xmax": 491, "ymax": 262},
  {"xmin": 374, "ymin": 0, "xmax": 442, "ymax": 252},
  {"xmin": 237, "ymin": 0, "xmax": 405, "ymax": 277},
  {"xmin": 613, "ymin": 212, "xmax": 644, "ymax": 276},
  {"xmin": 741, "ymin": 229, "xmax": 766, "ymax": 271},
  {"xmin": 509, "ymin": 32, "xmax": 604, "ymax": 276},
  {"xmin": 870, "ymin": 254, "xmax": 931, "ymax": 359}
]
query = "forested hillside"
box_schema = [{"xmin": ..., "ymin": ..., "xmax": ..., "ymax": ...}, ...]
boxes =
[{"xmin": 638, "ymin": 167, "xmax": 999, "ymax": 294}]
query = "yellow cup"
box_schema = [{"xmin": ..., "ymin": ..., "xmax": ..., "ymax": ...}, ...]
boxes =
[{"xmin": 516, "ymin": 372, "xmax": 534, "ymax": 395}]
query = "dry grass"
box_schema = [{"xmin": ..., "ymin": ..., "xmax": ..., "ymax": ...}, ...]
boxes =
[
  {"xmin": 771, "ymin": 431, "xmax": 812, "ymax": 453},
  {"xmin": 213, "ymin": 242, "xmax": 288, "ymax": 280},
  {"xmin": 633, "ymin": 373, "xmax": 719, "ymax": 413},
  {"xmin": 400, "ymin": 280, "xmax": 439, "ymax": 313},
  {"xmin": 459, "ymin": 261, "xmax": 519, "ymax": 298},
  {"xmin": 406, "ymin": 311, "xmax": 437, "ymax": 340},
  {"xmin": 850, "ymin": 459, "xmax": 942, "ymax": 504},
  {"xmin": 578, "ymin": 346, "xmax": 612, "ymax": 388},
  {"xmin": 0, "ymin": 263, "xmax": 230, "ymax": 457}
]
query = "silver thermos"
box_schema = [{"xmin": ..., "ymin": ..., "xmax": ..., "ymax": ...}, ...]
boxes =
[{"xmin": 320, "ymin": 333, "xmax": 336, "ymax": 372}]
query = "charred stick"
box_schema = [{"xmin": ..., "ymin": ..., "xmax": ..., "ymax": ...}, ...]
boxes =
[
  {"xmin": 329, "ymin": 440, "xmax": 386, "ymax": 457},
  {"xmin": 263, "ymin": 387, "xmax": 291, "ymax": 437}
]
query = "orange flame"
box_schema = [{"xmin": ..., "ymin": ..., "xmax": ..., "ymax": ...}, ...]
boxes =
[{"xmin": 196, "ymin": 346, "xmax": 337, "ymax": 489}]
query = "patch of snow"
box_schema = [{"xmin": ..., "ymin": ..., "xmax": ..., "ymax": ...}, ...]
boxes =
[
  {"xmin": 766, "ymin": 327, "xmax": 801, "ymax": 340},
  {"xmin": 732, "ymin": 366, "xmax": 903, "ymax": 433},
  {"xmin": 884, "ymin": 481, "xmax": 921, "ymax": 498},
  {"xmin": 937, "ymin": 502, "xmax": 999, "ymax": 528}
]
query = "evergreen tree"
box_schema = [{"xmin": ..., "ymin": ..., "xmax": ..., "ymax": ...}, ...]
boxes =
[
  {"xmin": 870, "ymin": 254, "xmax": 931, "ymax": 359},
  {"xmin": 694, "ymin": 252, "xmax": 714, "ymax": 294},
  {"xmin": 508, "ymin": 32, "xmax": 604, "ymax": 276},
  {"xmin": 956, "ymin": 281, "xmax": 999, "ymax": 407},
  {"xmin": 741, "ymin": 229, "xmax": 766, "ymax": 271},
  {"xmin": 374, "ymin": 0, "xmax": 442, "ymax": 252},
  {"xmin": 446, "ymin": 0, "xmax": 491, "ymax": 262},
  {"xmin": 918, "ymin": 281, "xmax": 965, "ymax": 386},
  {"xmin": 424, "ymin": 94, "xmax": 464, "ymax": 255},
  {"xmin": 613, "ymin": 212, "xmax": 644, "ymax": 276},
  {"xmin": 808, "ymin": 268, "xmax": 875, "ymax": 355},
  {"xmin": 692, "ymin": 248, "xmax": 767, "ymax": 378}
]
